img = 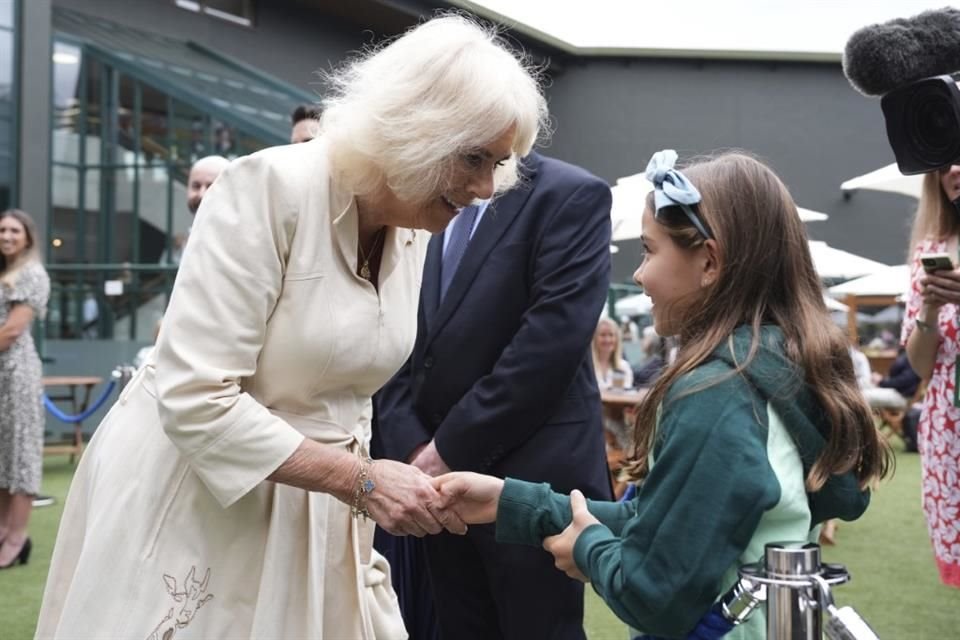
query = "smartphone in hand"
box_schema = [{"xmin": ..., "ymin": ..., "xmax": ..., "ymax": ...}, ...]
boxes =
[{"xmin": 921, "ymin": 253, "xmax": 954, "ymax": 273}]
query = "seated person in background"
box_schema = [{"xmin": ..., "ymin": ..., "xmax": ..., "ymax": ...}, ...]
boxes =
[
  {"xmin": 849, "ymin": 343, "xmax": 873, "ymax": 389},
  {"xmin": 594, "ymin": 318, "xmax": 635, "ymax": 498},
  {"xmin": 593, "ymin": 316, "xmax": 634, "ymax": 389},
  {"xmin": 633, "ymin": 326, "xmax": 667, "ymax": 386},
  {"xmin": 872, "ymin": 346, "xmax": 921, "ymax": 398},
  {"xmin": 871, "ymin": 347, "xmax": 921, "ymax": 452}
]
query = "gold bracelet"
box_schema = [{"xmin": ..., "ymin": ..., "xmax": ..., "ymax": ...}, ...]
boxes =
[{"xmin": 351, "ymin": 454, "xmax": 376, "ymax": 521}]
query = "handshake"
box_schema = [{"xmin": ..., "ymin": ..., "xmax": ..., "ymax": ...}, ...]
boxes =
[
  {"xmin": 368, "ymin": 467, "xmax": 503, "ymax": 538},
  {"xmin": 367, "ymin": 462, "xmax": 600, "ymax": 583}
]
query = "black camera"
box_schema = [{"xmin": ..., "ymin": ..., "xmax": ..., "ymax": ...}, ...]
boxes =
[
  {"xmin": 881, "ymin": 76, "xmax": 960, "ymax": 175},
  {"xmin": 843, "ymin": 7, "xmax": 960, "ymax": 175}
]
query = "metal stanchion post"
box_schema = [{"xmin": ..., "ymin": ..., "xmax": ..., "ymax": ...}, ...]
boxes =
[
  {"xmin": 763, "ymin": 542, "xmax": 822, "ymax": 639},
  {"xmin": 725, "ymin": 541, "xmax": 880, "ymax": 639}
]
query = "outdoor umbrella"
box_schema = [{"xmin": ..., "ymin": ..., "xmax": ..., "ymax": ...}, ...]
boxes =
[
  {"xmin": 808, "ymin": 241, "xmax": 888, "ymax": 281},
  {"xmin": 614, "ymin": 292, "xmax": 652, "ymax": 317},
  {"xmin": 841, "ymin": 163, "xmax": 923, "ymax": 199},
  {"xmin": 828, "ymin": 264, "xmax": 910, "ymax": 299}
]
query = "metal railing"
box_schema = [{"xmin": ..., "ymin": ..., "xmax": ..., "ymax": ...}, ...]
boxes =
[{"xmin": 44, "ymin": 263, "xmax": 177, "ymax": 342}]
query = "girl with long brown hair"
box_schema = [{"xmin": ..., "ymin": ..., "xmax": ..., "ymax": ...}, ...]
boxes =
[{"xmin": 433, "ymin": 150, "xmax": 892, "ymax": 639}]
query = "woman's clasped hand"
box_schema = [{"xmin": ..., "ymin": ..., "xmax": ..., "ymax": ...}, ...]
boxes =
[{"xmin": 366, "ymin": 459, "xmax": 467, "ymax": 537}]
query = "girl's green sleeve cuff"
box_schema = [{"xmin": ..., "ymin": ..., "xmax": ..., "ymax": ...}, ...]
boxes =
[{"xmin": 495, "ymin": 478, "xmax": 571, "ymax": 545}]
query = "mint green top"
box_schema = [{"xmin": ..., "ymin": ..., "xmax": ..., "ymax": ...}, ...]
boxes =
[{"xmin": 495, "ymin": 326, "xmax": 870, "ymax": 638}]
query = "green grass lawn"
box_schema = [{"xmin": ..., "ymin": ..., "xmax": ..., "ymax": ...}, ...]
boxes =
[
  {"xmin": 4, "ymin": 445, "xmax": 959, "ymax": 639},
  {"xmin": 1, "ymin": 456, "xmax": 74, "ymax": 640}
]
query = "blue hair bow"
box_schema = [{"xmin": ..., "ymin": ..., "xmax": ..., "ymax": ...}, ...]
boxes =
[{"xmin": 645, "ymin": 149, "xmax": 712, "ymax": 239}]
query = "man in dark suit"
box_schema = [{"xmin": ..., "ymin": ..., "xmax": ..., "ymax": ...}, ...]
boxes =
[{"xmin": 373, "ymin": 151, "xmax": 612, "ymax": 640}]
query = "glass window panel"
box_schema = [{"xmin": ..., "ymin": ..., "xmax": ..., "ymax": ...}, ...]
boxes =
[
  {"xmin": 99, "ymin": 67, "xmax": 121, "ymax": 167},
  {"xmin": 212, "ymin": 119, "xmax": 238, "ymax": 157},
  {"xmin": 49, "ymin": 166, "xmax": 99, "ymax": 263},
  {"xmin": 52, "ymin": 41, "xmax": 83, "ymax": 165},
  {"xmin": 117, "ymin": 73, "xmax": 147, "ymax": 168},
  {"xmin": 83, "ymin": 57, "xmax": 102, "ymax": 158},
  {"xmin": 81, "ymin": 167, "xmax": 101, "ymax": 261},
  {"xmin": 170, "ymin": 100, "xmax": 211, "ymax": 164},
  {"xmin": 140, "ymin": 82, "xmax": 170, "ymax": 166},
  {"xmin": 232, "ymin": 128, "xmax": 267, "ymax": 157},
  {"xmin": 135, "ymin": 165, "xmax": 192, "ymax": 264},
  {"xmin": 0, "ymin": 27, "xmax": 12, "ymax": 210},
  {"xmin": 103, "ymin": 168, "xmax": 136, "ymax": 261},
  {"xmin": 0, "ymin": 28, "xmax": 11, "ymax": 90},
  {"xmin": 0, "ymin": 0, "xmax": 13, "ymax": 29},
  {"xmin": 50, "ymin": 165, "xmax": 83, "ymax": 261}
]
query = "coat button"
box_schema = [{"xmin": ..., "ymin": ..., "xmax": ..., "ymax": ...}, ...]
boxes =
[{"xmin": 423, "ymin": 356, "xmax": 434, "ymax": 368}]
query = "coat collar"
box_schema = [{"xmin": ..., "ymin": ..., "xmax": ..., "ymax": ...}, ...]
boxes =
[{"xmin": 327, "ymin": 148, "xmax": 417, "ymax": 288}]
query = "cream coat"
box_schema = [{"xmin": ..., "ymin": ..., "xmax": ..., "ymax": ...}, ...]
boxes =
[{"xmin": 36, "ymin": 139, "xmax": 426, "ymax": 639}]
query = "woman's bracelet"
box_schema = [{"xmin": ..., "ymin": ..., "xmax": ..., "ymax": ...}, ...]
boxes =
[{"xmin": 351, "ymin": 453, "xmax": 376, "ymax": 521}]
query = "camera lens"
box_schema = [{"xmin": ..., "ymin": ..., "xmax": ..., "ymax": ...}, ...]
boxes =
[{"xmin": 907, "ymin": 83, "xmax": 960, "ymax": 168}]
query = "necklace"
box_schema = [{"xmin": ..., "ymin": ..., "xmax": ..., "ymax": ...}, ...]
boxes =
[{"xmin": 358, "ymin": 227, "xmax": 386, "ymax": 281}]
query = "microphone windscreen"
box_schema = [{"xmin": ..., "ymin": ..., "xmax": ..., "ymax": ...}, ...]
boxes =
[{"xmin": 843, "ymin": 7, "xmax": 960, "ymax": 96}]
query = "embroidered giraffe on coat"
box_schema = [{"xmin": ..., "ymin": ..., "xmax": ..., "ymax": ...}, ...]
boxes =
[{"xmin": 146, "ymin": 566, "xmax": 214, "ymax": 640}]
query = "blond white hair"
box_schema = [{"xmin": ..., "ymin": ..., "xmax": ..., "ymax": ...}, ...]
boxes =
[{"xmin": 321, "ymin": 14, "xmax": 549, "ymax": 203}]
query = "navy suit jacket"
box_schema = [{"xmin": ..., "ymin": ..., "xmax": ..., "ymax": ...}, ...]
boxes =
[{"xmin": 373, "ymin": 152, "xmax": 612, "ymax": 497}]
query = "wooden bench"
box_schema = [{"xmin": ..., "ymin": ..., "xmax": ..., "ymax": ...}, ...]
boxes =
[{"xmin": 42, "ymin": 375, "xmax": 104, "ymax": 463}]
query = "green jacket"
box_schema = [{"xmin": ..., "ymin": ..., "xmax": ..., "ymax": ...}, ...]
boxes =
[{"xmin": 495, "ymin": 325, "xmax": 870, "ymax": 638}]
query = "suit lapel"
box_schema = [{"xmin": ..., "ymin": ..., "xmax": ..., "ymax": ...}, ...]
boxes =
[{"xmin": 426, "ymin": 155, "xmax": 541, "ymax": 342}]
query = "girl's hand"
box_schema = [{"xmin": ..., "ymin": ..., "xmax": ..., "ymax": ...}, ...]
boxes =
[
  {"xmin": 432, "ymin": 472, "xmax": 504, "ymax": 524},
  {"xmin": 542, "ymin": 490, "xmax": 599, "ymax": 583}
]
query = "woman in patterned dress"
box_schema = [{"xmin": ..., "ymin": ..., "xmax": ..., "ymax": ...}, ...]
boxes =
[
  {"xmin": 0, "ymin": 208, "xmax": 51, "ymax": 570},
  {"xmin": 903, "ymin": 164, "xmax": 960, "ymax": 588}
]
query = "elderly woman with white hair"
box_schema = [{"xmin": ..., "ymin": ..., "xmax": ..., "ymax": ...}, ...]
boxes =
[{"xmin": 36, "ymin": 15, "xmax": 547, "ymax": 640}]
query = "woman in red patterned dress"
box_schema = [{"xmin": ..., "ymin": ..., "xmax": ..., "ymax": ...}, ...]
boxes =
[{"xmin": 903, "ymin": 163, "xmax": 960, "ymax": 588}]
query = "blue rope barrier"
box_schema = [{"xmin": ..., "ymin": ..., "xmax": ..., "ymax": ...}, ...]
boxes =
[{"xmin": 43, "ymin": 380, "xmax": 118, "ymax": 424}]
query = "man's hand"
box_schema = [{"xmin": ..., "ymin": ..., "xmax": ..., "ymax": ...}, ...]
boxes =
[
  {"xmin": 432, "ymin": 472, "xmax": 504, "ymax": 524},
  {"xmin": 542, "ymin": 490, "xmax": 599, "ymax": 583},
  {"xmin": 410, "ymin": 439, "xmax": 451, "ymax": 477}
]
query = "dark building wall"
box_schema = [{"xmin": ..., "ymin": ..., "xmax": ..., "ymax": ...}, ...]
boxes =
[
  {"xmin": 541, "ymin": 57, "xmax": 917, "ymax": 281},
  {"xmin": 50, "ymin": 1, "xmax": 915, "ymax": 282},
  {"xmin": 51, "ymin": 0, "xmax": 409, "ymax": 94}
]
